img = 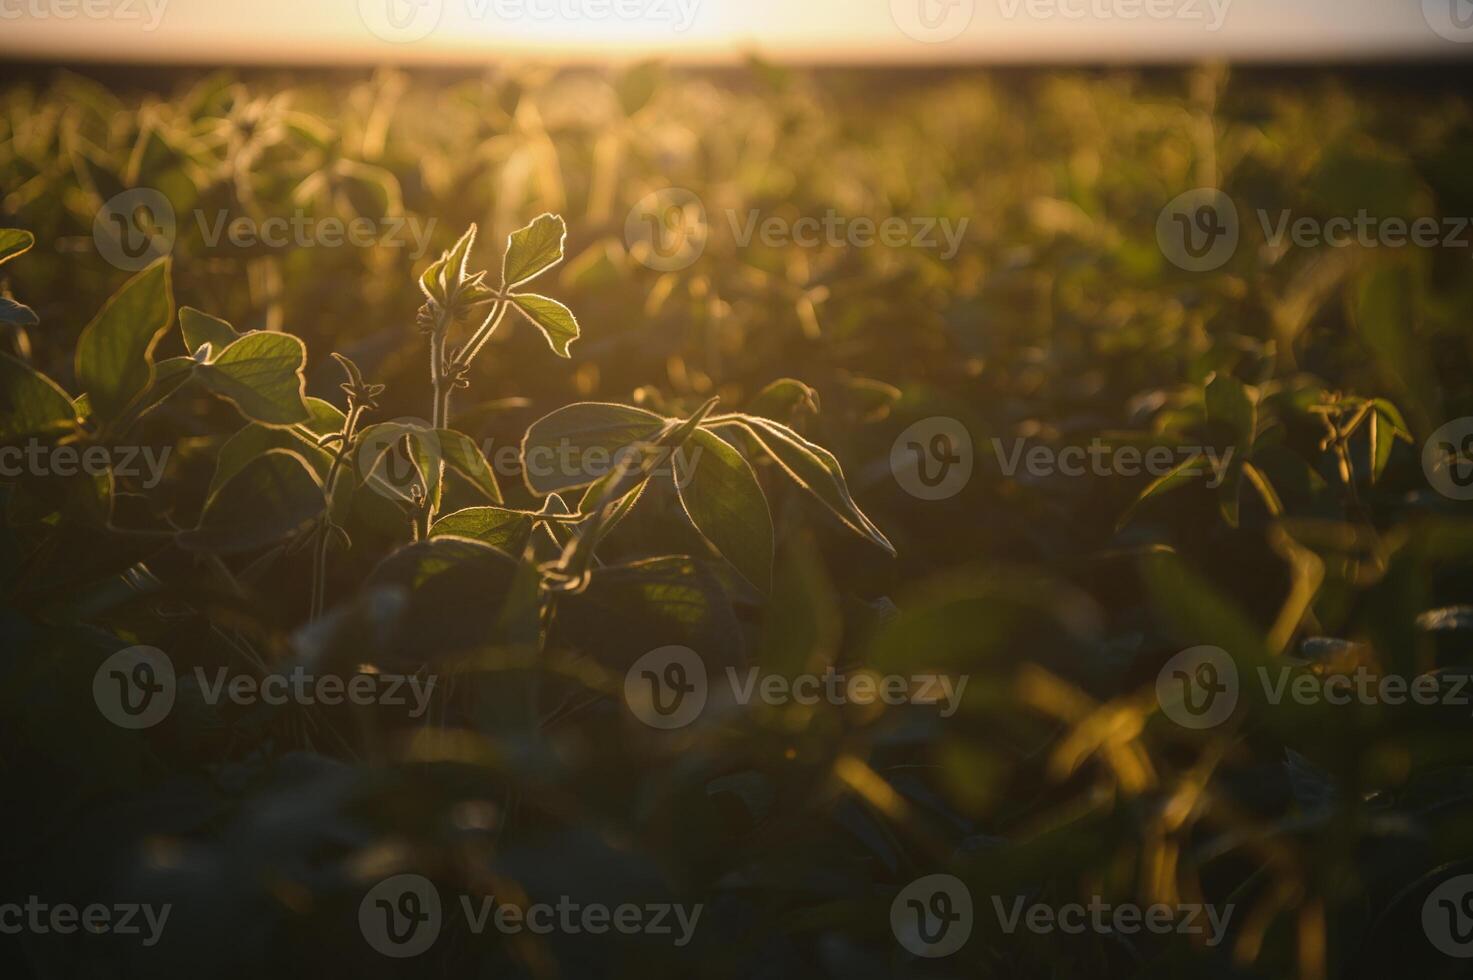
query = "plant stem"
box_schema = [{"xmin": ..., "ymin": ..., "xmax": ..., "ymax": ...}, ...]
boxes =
[
  {"xmin": 452, "ymin": 296, "xmax": 510, "ymax": 374},
  {"xmin": 428, "ymin": 318, "xmax": 449, "ymax": 429},
  {"xmin": 309, "ymin": 404, "xmax": 363, "ymax": 621}
]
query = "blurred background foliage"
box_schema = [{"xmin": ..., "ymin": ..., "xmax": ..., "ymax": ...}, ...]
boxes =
[{"xmin": 3, "ymin": 61, "xmax": 1473, "ymax": 978}]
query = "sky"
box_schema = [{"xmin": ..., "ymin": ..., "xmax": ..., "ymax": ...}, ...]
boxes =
[{"xmin": 1, "ymin": 0, "xmax": 1469, "ymax": 64}]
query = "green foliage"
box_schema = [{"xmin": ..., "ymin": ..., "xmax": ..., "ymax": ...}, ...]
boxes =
[
  {"xmin": 194, "ymin": 331, "xmax": 312, "ymax": 426},
  {"xmin": 3, "ymin": 64, "xmax": 1472, "ymax": 980},
  {"xmin": 74, "ymin": 259, "xmax": 173, "ymax": 424}
]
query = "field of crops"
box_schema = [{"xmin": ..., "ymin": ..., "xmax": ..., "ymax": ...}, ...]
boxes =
[{"xmin": 3, "ymin": 62, "xmax": 1473, "ymax": 978}]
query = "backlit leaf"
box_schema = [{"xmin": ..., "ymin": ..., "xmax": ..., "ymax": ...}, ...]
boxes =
[
  {"xmin": 0, "ymin": 353, "xmax": 77, "ymax": 441},
  {"xmin": 177, "ymin": 449, "xmax": 324, "ymax": 554},
  {"xmin": 508, "ymin": 293, "xmax": 579, "ymax": 358},
  {"xmin": 735, "ymin": 416, "xmax": 894, "ymax": 555},
  {"xmin": 75, "ymin": 259, "xmax": 173, "ymax": 423},
  {"xmin": 196, "ymin": 332, "xmax": 311, "ymax": 426},
  {"xmin": 675, "ymin": 428, "xmax": 774, "ymax": 592},
  {"xmin": 520, "ymin": 401, "xmax": 667, "ymax": 496},
  {"xmin": 431, "ymin": 506, "xmax": 535, "ymax": 554},
  {"xmin": 438, "ymin": 428, "xmax": 502, "ymax": 504},
  {"xmin": 502, "ymin": 213, "xmax": 566, "ymax": 288},
  {"xmin": 179, "ymin": 306, "xmax": 241, "ymax": 356},
  {"xmin": 0, "ymin": 228, "xmax": 34, "ymax": 266}
]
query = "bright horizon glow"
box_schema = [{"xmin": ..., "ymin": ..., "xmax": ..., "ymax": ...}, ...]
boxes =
[{"xmin": 0, "ymin": 0, "xmax": 1466, "ymax": 65}]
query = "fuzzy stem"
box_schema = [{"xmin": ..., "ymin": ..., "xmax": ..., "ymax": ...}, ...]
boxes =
[{"xmin": 309, "ymin": 403, "xmax": 363, "ymax": 621}]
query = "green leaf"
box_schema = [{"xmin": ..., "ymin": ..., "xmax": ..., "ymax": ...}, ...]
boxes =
[
  {"xmin": 1369, "ymin": 398, "xmax": 1414, "ymax": 483},
  {"xmin": 126, "ymin": 355, "xmax": 196, "ymax": 421},
  {"xmin": 508, "ymin": 293, "xmax": 579, "ymax": 358},
  {"xmin": 446, "ymin": 225, "xmax": 478, "ymax": 284},
  {"xmin": 502, "ymin": 213, "xmax": 566, "ymax": 288},
  {"xmin": 195, "ymin": 332, "xmax": 311, "ymax": 426},
  {"xmin": 520, "ymin": 401, "xmax": 667, "ymax": 496},
  {"xmin": 1204, "ymin": 376, "xmax": 1253, "ymax": 527},
  {"xmin": 431, "ymin": 506, "xmax": 535, "ymax": 554},
  {"xmin": 177, "ymin": 449, "xmax": 324, "ymax": 554},
  {"xmin": 75, "ymin": 259, "xmax": 174, "ymax": 423},
  {"xmin": 208, "ymin": 422, "xmax": 334, "ymax": 499},
  {"xmin": 1140, "ymin": 551, "xmax": 1269, "ymax": 665},
  {"xmin": 1205, "ymin": 373, "xmax": 1256, "ymax": 447},
  {"xmin": 366, "ymin": 536, "xmax": 523, "ymax": 661},
  {"xmin": 735, "ymin": 416, "xmax": 894, "ymax": 556},
  {"xmin": 549, "ymin": 555, "xmax": 741, "ymax": 668},
  {"xmin": 675, "ymin": 428, "xmax": 774, "ymax": 592},
  {"xmin": 305, "ymin": 396, "xmax": 347, "ymax": 438},
  {"xmin": 1350, "ymin": 266, "xmax": 1436, "ymax": 435},
  {"xmin": 0, "ymin": 297, "xmax": 38, "ymax": 327},
  {"xmin": 1116, "ymin": 452, "xmax": 1207, "ymax": 531},
  {"xmin": 0, "ymin": 353, "xmax": 77, "ymax": 441},
  {"xmin": 356, "ymin": 420, "xmax": 441, "ymax": 507},
  {"xmin": 747, "ymin": 378, "xmax": 821, "ymax": 422},
  {"xmin": 179, "ymin": 306, "xmax": 241, "ymax": 356},
  {"xmin": 0, "ymin": 228, "xmax": 34, "ymax": 267},
  {"xmin": 538, "ymin": 491, "xmax": 578, "ymax": 550},
  {"xmin": 438, "ymin": 428, "xmax": 502, "ymax": 504},
  {"xmin": 758, "ymin": 533, "xmax": 841, "ymax": 678}
]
